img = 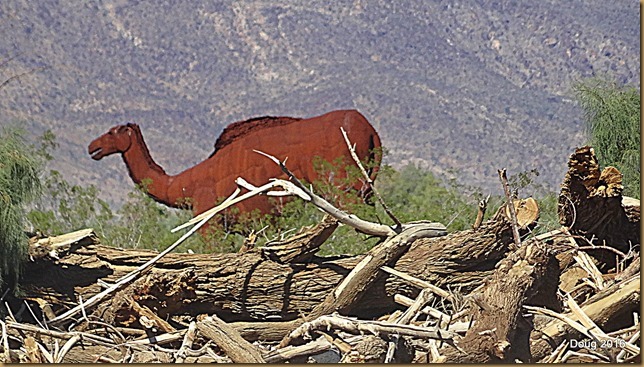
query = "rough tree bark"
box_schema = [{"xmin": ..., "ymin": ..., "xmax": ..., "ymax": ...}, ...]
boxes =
[
  {"xmin": 440, "ymin": 240, "xmax": 560, "ymax": 363},
  {"xmin": 558, "ymin": 146, "xmax": 640, "ymax": 258},
  {"xmin": 21, "ymin": 207, "xmax": 532, "ymax": 339}
]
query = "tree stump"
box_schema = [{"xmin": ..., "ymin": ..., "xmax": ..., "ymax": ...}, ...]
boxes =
[{"xmin": 558, "ymin": 146, "xmax": 640, "ymax": 261}]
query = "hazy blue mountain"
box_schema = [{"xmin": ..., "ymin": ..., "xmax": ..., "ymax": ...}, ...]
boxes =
[{"xmin": 0, "ymin": 0, "xmax": 639, "ymax": 206}]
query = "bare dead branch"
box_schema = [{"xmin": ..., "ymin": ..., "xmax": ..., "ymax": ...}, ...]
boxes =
[
  {"xmin": 473, "ymin": 194, "xmax": 490, "ymax": 229},
  {"xmin": 381, "ymin": 265, "xmax": 454, "ymax": 302},
  {"xmin": 385, "ymin": 288, "xmax": 434, "ymax": 362},
  {"xmin": 498, "ymin": 168, "xmax": 522, "ymax": 247},
  {"xmin": 264, "ymin": 336, "xmax": 332, "ymax": 363},
  {"xmin": 281, "ymin": 313, "xmax": 457, "ymax": 346},
  {"xmin": 196, "ymin": 315, "xmax": 266, "ymax": 363},
  {"xmin": 6, "ymin": 321, "xmax": 120, "ymax": 349},
  {"xmin": 340, "ymin": 126, "xmax": 401, "ymax": 228},
  {"xmin": 254, "ymin": 149, "xmax": 439, "ymax": 237},
  {"xmin": 572, "ymin": 251, "xmax": 605, "ymax": 290}
]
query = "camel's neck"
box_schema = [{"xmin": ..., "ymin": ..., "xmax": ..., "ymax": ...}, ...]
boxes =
[{"xmin": 121, "ymin": 129, "xmax": 177, "ymax": 207}]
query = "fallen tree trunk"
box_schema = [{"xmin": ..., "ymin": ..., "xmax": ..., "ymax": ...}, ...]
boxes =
[{"xmin": 21, "ymin": 212, "xmax": 524, "ymax": 329}]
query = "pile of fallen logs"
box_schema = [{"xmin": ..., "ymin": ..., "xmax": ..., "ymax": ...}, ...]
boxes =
[{"xmin": 0, "ymin": 145, "xmax": 640, "ymax": 363}]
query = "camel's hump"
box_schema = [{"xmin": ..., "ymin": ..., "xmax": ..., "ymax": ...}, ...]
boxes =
[{"xmin": 213, "ymin": 115, "xmax": 302, "ymax": 152}]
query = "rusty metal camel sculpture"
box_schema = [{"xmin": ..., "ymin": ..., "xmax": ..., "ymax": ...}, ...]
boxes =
[{"xmin": 88, "ymin": 110, "xmax": 382, "ymax": 220}]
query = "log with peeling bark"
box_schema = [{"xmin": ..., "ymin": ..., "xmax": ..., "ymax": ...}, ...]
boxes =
[{"xmin": 558, "ymin": 146, "xmax": 640, "ymax": 259}]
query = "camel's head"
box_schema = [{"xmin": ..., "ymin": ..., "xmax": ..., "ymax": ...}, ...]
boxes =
[{"xmin": 88, "ymin": 123, "xmax": 138, "ymax": 160}]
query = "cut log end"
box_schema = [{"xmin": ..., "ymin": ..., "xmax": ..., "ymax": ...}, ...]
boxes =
[
  {"xmin": 506, "ymin": 198, "xmax": 540, "ymax": 229},
  {"xmin": 492, "ymin": 197, "xmax": 540, "ymax": 230}
]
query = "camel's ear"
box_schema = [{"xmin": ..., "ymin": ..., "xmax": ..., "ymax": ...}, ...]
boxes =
[{"xmin": 125, "ymin": 123, "xmax": 137, "ymax": 136}]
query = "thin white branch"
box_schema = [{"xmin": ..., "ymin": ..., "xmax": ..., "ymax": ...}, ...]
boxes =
[
  {"xmin": 382, "ymin": 265, "xmax": 454, "ymax": 302},
  {"xmin": 254, "ymin": 150, "xmax": 405, "ymax": 237},
  {"xmin": 49, "ymin": 186, "xmax": 230, "ymax": 325},
  {"xmin": 236, "ymin": 177, "xmax": 291, "ymax": 197},
  {"xmin": 340, "ymin": 127, "xmax": 401, "ymax": 227},
  {"xmin": 54, "ymin": 334, "xmax": 81, "ymax": 363}
]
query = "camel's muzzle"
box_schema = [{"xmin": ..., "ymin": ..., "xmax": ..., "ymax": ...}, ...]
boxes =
[{"xmin": 89, "ymin": 146, "xmax": 104, "ymax": 160}]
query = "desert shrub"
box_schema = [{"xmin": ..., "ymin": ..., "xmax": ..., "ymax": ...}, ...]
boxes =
[
  {"xmin": 103, "ymin": 179, "xmax": 195, "ymax": 251},
  {"xmin": 28, "ymin": 170, "xmax": 114, "ymax": 236}
]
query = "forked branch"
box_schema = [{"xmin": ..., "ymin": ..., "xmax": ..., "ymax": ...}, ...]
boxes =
[{"xmin": 253, "ymin": 149, "xmax": 402, "ymax": 237}]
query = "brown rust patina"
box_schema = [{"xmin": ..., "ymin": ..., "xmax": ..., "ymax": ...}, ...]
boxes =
[{"xmin": 88, "ymin": 110, "xmax": 382, "ymax": 218}]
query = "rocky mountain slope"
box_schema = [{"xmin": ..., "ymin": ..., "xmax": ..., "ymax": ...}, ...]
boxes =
[{"xmin": 0, "ymin": 0, "xmax": 639, "ymax": 206}]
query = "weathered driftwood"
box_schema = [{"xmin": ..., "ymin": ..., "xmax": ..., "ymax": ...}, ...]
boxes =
[
  {"xmin": 305, "ymin": 222, "xmax": 446, "ymax": 322},
  {"xmin": 439, "ymin": 239, "xmax": 559, "ymax": 363},
  {"xmin": 263, "ymin": 336, "xmax": 332, "ymax": 363},
  {"xmin": 274, "ymin": 222, "xmax": 446, "ymax": 348},
  {"xmin": 174, "ymin": 321, "xmax": 197, "ymax": 363},
  {"xmin": 529, "ymin": 272, "xmax": 640, "ymax": 362},
  {"xmin": 281, "ymin": 313, "xmax": 457, "ymax": 346},
  {"xmin": 196, "ymin": 315, "xmax": 266, "ymax": 363},
  {"xmin": 28, "ymin": 228, "xmax": 98, "ymax": 260},
  {"xmin": 558, "ymin": 146, "xmax": 640, "ymax": 258},
  {"xmin": 384, "ymin": 287, "xmax": 435, "ymax": 362}
]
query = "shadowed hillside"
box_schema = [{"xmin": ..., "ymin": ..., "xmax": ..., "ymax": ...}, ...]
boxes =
[{"xmin": 0, "ymin": 0, "xmax": 638, "ymax": 207}]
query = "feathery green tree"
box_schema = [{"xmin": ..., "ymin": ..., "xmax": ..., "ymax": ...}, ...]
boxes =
[
  {"xmin": 574, "ymin": 78, "xmax": 640, "ymax": 198},
  {"xmin": 0, "ymin": 127, "xmax": 42, "ymax": 292}
]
